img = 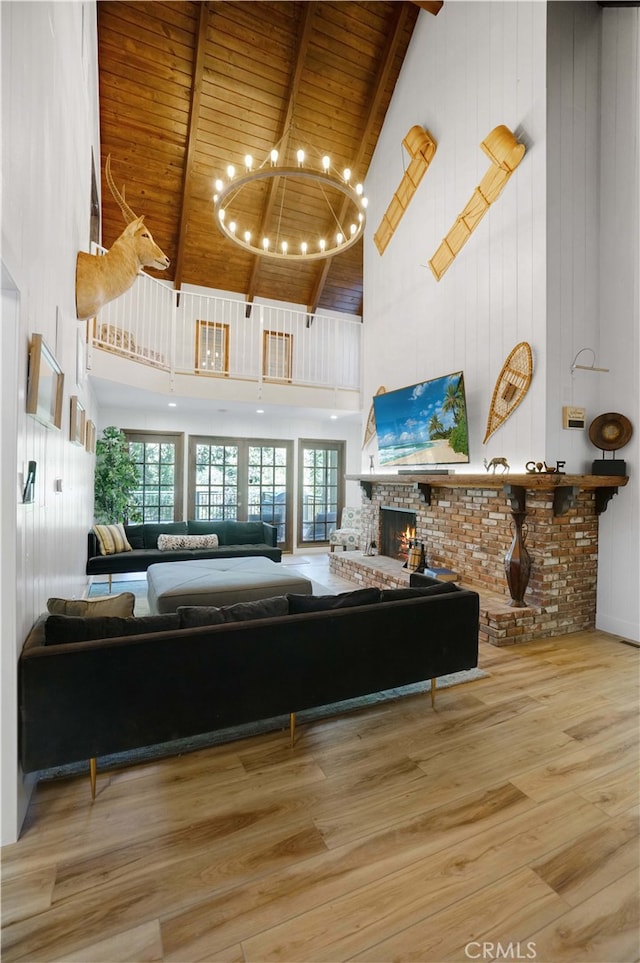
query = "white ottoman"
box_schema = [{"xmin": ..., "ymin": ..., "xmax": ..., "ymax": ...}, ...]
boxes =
[{"xmin": 147, "ymin": 557, "xmax": 313, "ymax": 614}]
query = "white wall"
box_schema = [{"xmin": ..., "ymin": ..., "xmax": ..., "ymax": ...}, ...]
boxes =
[
  {"xmin": 364, "ymin": 1, "xmax": 547, "ymax": 474},
  {"xmin": 1, "ymin": 1, "xmax": 100, "ymax": 843},
  {"xmin": 595, "ymin": 7, "xmax": 639, "ymax": 640},
  {"xmin": 364, "ymin": 2, "xmax": 639, "ymax": 642}
]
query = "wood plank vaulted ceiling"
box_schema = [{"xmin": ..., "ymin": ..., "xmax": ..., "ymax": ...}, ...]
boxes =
[{"xmin": 97, "ymin": 1, "xmax": 442, "ymax": 318}]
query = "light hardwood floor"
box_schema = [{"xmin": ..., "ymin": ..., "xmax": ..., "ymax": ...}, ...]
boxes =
[{"xmin": 2, "ymin": 564, "xmax": 638, "ymax": 962}]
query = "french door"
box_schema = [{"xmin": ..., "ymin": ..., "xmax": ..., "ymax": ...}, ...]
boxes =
[
  {"xmin": 125, "ymin": 431, "xmax": 184, "ymax": 522},
  {"xmin": 188, "ymin": 436, "xmax": 293, "ymax": 551},
  {"xmin": 298, "ymin": 440, "xmax": 345, "ymax": 545}
]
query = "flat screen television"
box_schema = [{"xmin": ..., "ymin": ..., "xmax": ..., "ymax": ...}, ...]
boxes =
[{"xmin": 373, "ymin": 370, "xmax": 470, "ymax": 467}]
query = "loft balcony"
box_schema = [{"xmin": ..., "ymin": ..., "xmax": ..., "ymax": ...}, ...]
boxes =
[{"xmin": 87, "ymin": 265, "xmax": 362, "ymax": 412}]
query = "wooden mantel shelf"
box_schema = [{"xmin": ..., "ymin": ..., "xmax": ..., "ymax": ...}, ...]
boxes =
[{"xmin": 347, "ymin": 472, "xmax": 628, "ymax": 516}]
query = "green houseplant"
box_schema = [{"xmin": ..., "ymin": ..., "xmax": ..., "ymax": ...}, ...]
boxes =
[{"xmin": 94, "ymin": 426, "xmax": 142, "ymax": 524}]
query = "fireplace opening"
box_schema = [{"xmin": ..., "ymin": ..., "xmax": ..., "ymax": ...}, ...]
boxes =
[{"xmin": 380, "ymin": 507, "xmax": 417, "ymax": 560}]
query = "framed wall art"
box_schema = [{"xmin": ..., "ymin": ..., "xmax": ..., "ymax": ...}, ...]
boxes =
[
  {"xmin": 70, "ymin": 395, "xmax": 86, "ymax": 446},
  {"xmin": 85, "ymin": 419, "xmax": 96, "ymax": 453},
  {"xmin": 26, "ymin": 333, "xmax": 64, "ymax": 429}
]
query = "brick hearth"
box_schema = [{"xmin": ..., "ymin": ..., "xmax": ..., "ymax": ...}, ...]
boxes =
[
  {"xmin": 331, "ymin": 474, "xmax": 628, "ymax": 645},
  {"xmin": 329, "ymin": 551, "xmax": 550, "ymax": 647}
]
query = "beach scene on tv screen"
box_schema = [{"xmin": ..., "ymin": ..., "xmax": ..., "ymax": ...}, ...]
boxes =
[{"xmin": 373, "ymin": 371, "xmax": 470, "ymax": 466}]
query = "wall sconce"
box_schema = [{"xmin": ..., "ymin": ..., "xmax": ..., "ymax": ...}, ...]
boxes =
[{"xmin": 570, "ymin": 347, "xmax": 610, "ymax": 375}]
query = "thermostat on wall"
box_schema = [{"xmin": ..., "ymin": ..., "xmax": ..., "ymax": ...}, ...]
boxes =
[{"xmin": 563, "ymin": 406, "xmax": 586, "ymax": 429}]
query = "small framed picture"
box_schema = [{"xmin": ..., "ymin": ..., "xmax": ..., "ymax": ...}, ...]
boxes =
[
  {"xmin": 85, "ymin": 419, "xmax": 96, "ymax": 453},
  {"xmin": 26, "ymin": 334, "xmax": 64, "ymax": 430},
  {"xmin": 70, "ymin": 395, "xmax": 86, "ymax": 446}
]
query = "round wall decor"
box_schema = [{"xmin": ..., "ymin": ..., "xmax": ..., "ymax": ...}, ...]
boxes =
[{"xmin": 588, "ymin": 412, "xmax": 633, "ymax": 452}]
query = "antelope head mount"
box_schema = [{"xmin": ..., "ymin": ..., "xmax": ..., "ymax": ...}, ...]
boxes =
[{"xmin": 75, "ymin": 156, "xmax": 170, "ymax": 320}]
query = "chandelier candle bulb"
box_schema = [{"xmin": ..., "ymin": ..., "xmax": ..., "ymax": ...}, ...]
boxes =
[
  {"xmin": 270, "ymin": 149, "xmax": 278, "ymax": 165},
  {"xmin": 244, "ymin": 154, "xmax": 253, "ymax": 171},
  {"xmin": 227, "ymin": 165, "xmax": 235, "ymax": 179},
  {"xmin": 322, "ymin": 155, "xmax": 331, "ymax": 171},
  {"xmin": 297, "ymin": 149, "xmax": 305, "ymax": 167}
]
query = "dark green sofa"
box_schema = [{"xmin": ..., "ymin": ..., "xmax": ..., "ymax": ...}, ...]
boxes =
[{"xmin": 87, "ymin": 520, "xmax": 281, "ymax": 588}]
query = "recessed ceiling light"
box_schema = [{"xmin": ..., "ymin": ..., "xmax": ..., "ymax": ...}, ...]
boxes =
[
  {"xmin": 168, "ymin": 402, "xmax": 177, "ymax": 407},
  {"xmin": 256, "ymin": 409, "xmax": 264, "ymax": 414},
  {"xmin": 330, "ymin": 414, "xmax": 338, "ymax": 420}
]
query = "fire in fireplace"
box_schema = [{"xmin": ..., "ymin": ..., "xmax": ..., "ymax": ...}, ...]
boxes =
[{"xmin": 379, "ymin": 507, "xmax": 417, "ymax": 560}]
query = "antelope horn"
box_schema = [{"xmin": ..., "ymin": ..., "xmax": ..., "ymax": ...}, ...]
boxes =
[{"xmin": 105, "ymin": 154, "xmax": 138, "ymax": 225}]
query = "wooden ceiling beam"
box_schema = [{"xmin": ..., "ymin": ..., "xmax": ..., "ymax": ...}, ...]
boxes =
[
  {"xmin": 307, "ymin": 1, "xmax": 413, "ymax": 316},
  {"xmin": 411, "ymin": 1, "xmax": 444, "ymax": 14},
  {"xmin": 173, "ymin": 0, "xmax": 209, "ymax": 294},
  {"xmin": 244, "ymin": 2, "xmax": 318, "ymax": 312}
]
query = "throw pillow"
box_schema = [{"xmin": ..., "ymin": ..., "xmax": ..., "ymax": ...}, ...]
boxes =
[
  {"xmin": 178, "ymin": 595, "xmax": 289, "ymax": 628},
  {"xmin": 218, "ymin": 596, "xmax": 289, "ymax": 622},
  {"xmin": 178, "ymin": 606, "xmax": 226, "ymax": 628},
  {"xmin": 142, "ymin": 522, "xmax": 188, "ymax": 549},
  {"xmin": 44, "ymin": 613, "xmax": 181, "ymax": 645},
  {"xmin": 287, "ymin": 587, "xmax": 380, "ymax": 614},
  {"xmin": 93, "ymin": 523, "xmax": 132, "ymax": 556},
  {"xmin": 380, "ymin": 583, "xmax": 460, "ymax": 602},
  {"xmin": 157, "ymin": 533, "xmax": 219, "ymax": 551},
  {"xmin": 47, "ymin": 592, "xmax": 135, "ymax": 618}
]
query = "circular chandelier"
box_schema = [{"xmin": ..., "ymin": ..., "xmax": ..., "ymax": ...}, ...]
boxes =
[{"xmin": 212, "ymin": 147, "xmax": 368, "ymax": 261}]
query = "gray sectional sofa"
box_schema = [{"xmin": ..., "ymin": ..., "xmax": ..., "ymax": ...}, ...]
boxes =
[
  {"xmin": 19, "ymin": 579, "xmax": 480, "ymax": 796},
  {"xmin": 87, "ymin": 520, "xmax": 281, "ymax": 586}
]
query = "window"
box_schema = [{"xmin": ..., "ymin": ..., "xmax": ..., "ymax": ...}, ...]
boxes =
[
  {"xmin": 263, "ymin": 331, "xmax": 292, "ymax": 381},
  {"xmin": 298, "ymin": 440, "xmax": 345, "ymax": 544},
  {"xmin": 125, "ymin": 431, "xmax": 184, "ymax": 522},
  {"xmin": 195, "ymin": 320, "xmax": 229, "ymax": 374}
]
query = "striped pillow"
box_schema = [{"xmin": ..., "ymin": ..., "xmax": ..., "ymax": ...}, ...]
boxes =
[{"xmin": 93, "ymin": 523, "xmax": 133, "ymax": 556}]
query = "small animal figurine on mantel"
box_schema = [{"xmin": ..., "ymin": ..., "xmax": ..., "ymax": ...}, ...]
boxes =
[{"xmin": 484, "ymin": 456, "xmax": 510, "ymax": 474}]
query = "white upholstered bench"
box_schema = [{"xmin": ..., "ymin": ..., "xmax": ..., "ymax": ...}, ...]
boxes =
[{"xmin": 147, "ymin": 557, "xmax": 313, "ymax": 614}]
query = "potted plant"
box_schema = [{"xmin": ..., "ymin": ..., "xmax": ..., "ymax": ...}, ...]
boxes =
[{"xmin": 94, "ymin": 425, "xmax": 143, "ymax": 524}]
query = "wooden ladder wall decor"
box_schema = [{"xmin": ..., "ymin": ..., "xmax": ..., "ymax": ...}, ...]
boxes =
[
  {"xmin": 373, "ymin": 126, "xmax": 437, "ymax": 255},
  {"xmin": 428, "ymin": 125, "xmax": 525, "ymax": 280}
]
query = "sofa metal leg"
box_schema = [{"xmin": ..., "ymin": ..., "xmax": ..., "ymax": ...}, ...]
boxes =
[
  {"xmin": 89, "ymin": 757, "xmax": 97, "ymax": 800},
  {"xmin": 431, "ymin": 678, "xmax": 436, "ymax": 708},
  {"xmin": 290, "ymin": 712, "xmax": 296, "ymax": 748},
  {"xmin": 108, "ymin": 574, "xmax": 112, "ymax": 593}
]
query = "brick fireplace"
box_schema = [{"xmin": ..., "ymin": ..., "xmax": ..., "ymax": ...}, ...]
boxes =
[{"xmin": 329, "ymin": 472, "xmax": 627, "ymax": 646}]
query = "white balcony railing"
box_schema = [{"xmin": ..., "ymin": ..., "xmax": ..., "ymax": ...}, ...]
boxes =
[{"xmin": 89, "ymin": 265, "xmax": 362, "ymax": 393}]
